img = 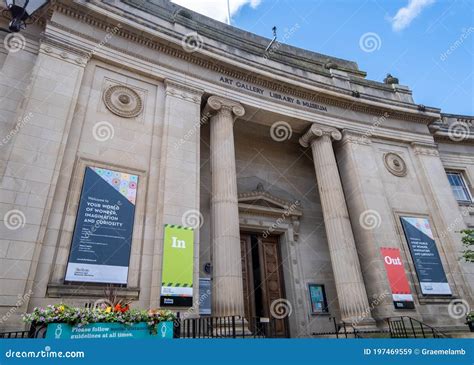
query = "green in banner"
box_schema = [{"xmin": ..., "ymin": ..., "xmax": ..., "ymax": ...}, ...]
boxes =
[{"xmin": 160, "ymin": 224, "xmax": 194, "ymax": 307}]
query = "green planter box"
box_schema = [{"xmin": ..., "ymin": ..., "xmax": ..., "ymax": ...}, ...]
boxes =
[{"xmin": 45, "ymin": 321, "xmax": 173, "ymax": 340}]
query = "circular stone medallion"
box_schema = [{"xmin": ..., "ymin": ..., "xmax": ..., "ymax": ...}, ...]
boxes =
[
  {"xmin": 384, "ymin": 152, "xmax": 407, "ymax": 177},
  {"xmin": 103, "ymin": 85, "xmax": 143, "ymax": 118}
]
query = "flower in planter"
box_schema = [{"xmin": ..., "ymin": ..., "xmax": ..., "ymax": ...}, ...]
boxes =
[
  {"xmin": 23, "ymin": 303, "xmax": 176, "ymax": 330},
  {"xmin": 114, "ymin": 304, "xmax": 130, "ymax": 313},
  {"xmin": 146, "ymin": 309, "xmax": 176, "ymax": 335}
]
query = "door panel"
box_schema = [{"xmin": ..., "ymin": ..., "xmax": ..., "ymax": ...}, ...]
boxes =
[
  {"xmin": 240, "ymin": 232, "xmax": 288, "ymax": 338},
  {"xmin": 240, "ymin": 234, "xmax": 254, "ymax": 321},
  {"xmin": 258, "ymin": 235, "xmax": 288, "ymax": 337}
]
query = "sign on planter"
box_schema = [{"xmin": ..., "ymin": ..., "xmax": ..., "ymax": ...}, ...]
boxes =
[
  {"xmin": 45, "ymin": 322, "xmax": 173, "ymax": 340},
  {"xmin": 160, "ymin": 224, "xmax": 194, "ymax": 307},
  {"xmin": 380, "ymin": 247, "xmax": 414, "ymax": 309},
  {"xmin": 65, "ymin": 167, "xmax": 138, "ymax": 284},
  {"xmin": 400, "ymin": 216, "xmax": 452, "ymax": 296}
]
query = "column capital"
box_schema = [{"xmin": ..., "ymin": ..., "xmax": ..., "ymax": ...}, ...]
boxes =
[
  {"xmin": 203, "ymin": 95, "xmax": 245, "ymax": 121},
  {"xmin": 299, "ymin": 123, "xmax": 342, "ymax": 147}
]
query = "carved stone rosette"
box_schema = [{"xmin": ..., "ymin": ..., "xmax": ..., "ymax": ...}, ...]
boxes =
[
  {"xmin": 103, "ymin": 84, "xmax": 144, "ymax": 118},
  {"xmin": 383, "ymin": 152, "xmax": 407, "ymax": 177}
]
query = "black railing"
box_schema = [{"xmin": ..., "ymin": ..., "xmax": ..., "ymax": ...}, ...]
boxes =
[
  {"xmin": 386, "ymin": 316, "xmax": 449, "ymax": 338},
  {"xmin": 0, "ymin": 330, "xmax": 30, "ymax": 339},
  {"xmin": 1, "ymin": 316, "xmax": 276, "ymax": 340},
  {"xmin": 173, "ymin": 315, "xmax": 276, "ymax": 338}
]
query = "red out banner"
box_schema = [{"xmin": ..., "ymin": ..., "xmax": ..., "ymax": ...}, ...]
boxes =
[{"xmin": 380, "ymin": 247, "xmax": 414, "ymax": 309}]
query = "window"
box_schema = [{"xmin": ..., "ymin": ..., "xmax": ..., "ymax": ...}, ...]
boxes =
[
  {"xmin": 446, "ymin": 171, "xmax": 472, "ymax": 203},
  {"xmin": 308, "ymin": 284, "xmax": 328, "ymax": 314}
]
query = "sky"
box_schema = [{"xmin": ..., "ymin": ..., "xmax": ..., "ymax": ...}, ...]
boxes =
[{"xmin": 172, "ymin": 0, "xmax": 473, "ymax": 115}]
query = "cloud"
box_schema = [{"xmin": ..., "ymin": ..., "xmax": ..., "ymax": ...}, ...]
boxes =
[
  {"xmin": 390, "ymin": 0, "xmax": 435, "ymax": 31},
  {"xmin": 171, "ymin": 0, "xmax": 261, "ymax": 23}
]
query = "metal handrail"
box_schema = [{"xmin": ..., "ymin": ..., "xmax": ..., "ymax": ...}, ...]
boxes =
[
  {"xmin": 386, "ymin": 316, "xmax": 449, "ymax": 338},
  {"xmin": 340, "ymin": 321, "xmax": 362, "ymax": 338},
  {"xmin": 0, "ymin": 330, "xmax": 30, "ymax": 338}
]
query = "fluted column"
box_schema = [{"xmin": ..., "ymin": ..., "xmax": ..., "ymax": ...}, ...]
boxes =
[
  {"xmin": 300, "ymin": 124, "xmax": 375, "ymax": 326},
  {"xmin": 204, "ymin": 96, "xmax": 245, "ymax": 317}
]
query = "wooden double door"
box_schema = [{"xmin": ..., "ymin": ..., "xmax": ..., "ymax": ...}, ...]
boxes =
[{"xmin": 240, "ymin": 232, "xmax": 288, "ymax": 337}]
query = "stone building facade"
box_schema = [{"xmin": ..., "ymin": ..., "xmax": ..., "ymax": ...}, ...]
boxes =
[{"xmin": 0, "ymin": 0, "xmax": 472, "ymax": 337}]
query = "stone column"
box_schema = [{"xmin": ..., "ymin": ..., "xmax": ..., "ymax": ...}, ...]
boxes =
[
  {"xmin": 300, "ymin": 124, "xmax": 375, "ymax": 327},
  {"xmin": 203, "ymin": 96, "xmax": 245, "ymax": 317},
  {"xmin": 336, "ymin": 130, "xmax": 398, "ymax": 321}
]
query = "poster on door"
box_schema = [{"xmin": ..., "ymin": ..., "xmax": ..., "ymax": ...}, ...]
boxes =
[
  {"xmin": 65, "ymin": 167, "xmax": 138, "ymax": 284},
  {"xmin": 160, "ymin": 224, "xmax": 194, "ymax": 307},
  {"xmin": 400, "ymin": 216, "xmax": 452, "ymax": 296},
  {"xmin": 380, "ymin": 247, "xmax": 414, "ymax": 309}
]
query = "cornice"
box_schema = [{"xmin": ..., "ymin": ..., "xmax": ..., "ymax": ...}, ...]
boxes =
[
  {"xmin": 51, "ymin": 1, "xmax": 439, "ymax": 124},
  {"xmin": 429, "ymin": 121, "xmax": 474, "ymax": 144},
  {"xmin": 120, "ymin": 0, "xmax": 365, "ymax": 78}
]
